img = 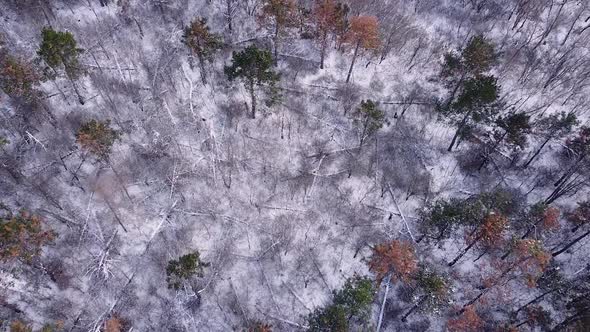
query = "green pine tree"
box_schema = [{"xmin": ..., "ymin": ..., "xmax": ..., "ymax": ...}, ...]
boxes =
[
  {"xmin": 354, "ymin": 100, "xmax": 385, "ymax": 149},
  {"xmin": 224, "ymin": 45, "xmax": 280, "ymax": 119},
  {"xmin": 166, "ymin": 251, "xmax": 208, "ymax": 290},
  {"xmin": 37, "ymin": 27, "xmax": 85, "ymax": 104},
  {"xmin": 307, "ymin": 275, "xmax": 374, "ymax": 331},
  {"xmin": 75, "ymin": 120, "xmax": 120, "ymax": 160},
  {"xmin": 444, "ymin": 75, "xmax": 501, "ymax": 151}
]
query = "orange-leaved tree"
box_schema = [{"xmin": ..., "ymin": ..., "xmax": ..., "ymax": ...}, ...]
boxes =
[
  {"xmin": 313, "ymin": 0, "xmax": 347, "ymax": 69},
  {"xmin": 448, "ymin": 212, "xmax": 508, "ymax": 267},
  {"xmin": 447, "ymin": 305, "xmax": 483, "ymax": 332},
  {"xmin": 461, "ymin": 239, "xmax": 551, "ymax": 311},
  {"xmin": 260, "ymin": 0, "xmax": 297, "ymax": 61},
  {"xmin": 343, "ymin": 15, "xmax": 380, "ymax": 83},
  {"xmin": 368, "ymin": 239, "xmax": 418, "ymax": 284}
]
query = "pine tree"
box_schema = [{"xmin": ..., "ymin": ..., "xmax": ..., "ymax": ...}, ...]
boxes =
[
  {"xmin": 307, "ymin": 275, "xmax": 374, "ymax": 331},
  {"xmin": 332, "ymin": 275, "xmax": 374, "ymax": 319},
  {"xmin": 418, "ymin": 192, "xmax": 506, "ymax": 243},
  {"xmin": 460, "ymin": 35, "xmax": 497, "ymax": 76},
  {"xmin": 418, "ymin": 198, "xmax": 477, "ymax": 243},
  {"xmin": 444, "ymin": 75, "xmax": 501, "ymax": 151},
  {"xmin": 496, "ymin": 112, "xmax": 532, "ymax": 149},
  {"xmin": 182, "ymin": 18, "xmax": 223, "ymax": 85},
  {"xmin": 354, "ymin": 99, "xmax": 385, "ymax": 149},
  {"xmin": 166, "ymin": 251, "xmax": 208, "ymax": 290},
  {"xmin": 343, "ymin": 16, "xmax": 380, "ymax": 83},
  {"xmin": 0, "ymin": 53, "xmax": 42, "ymax": 106},
  {"xmin": 37, "ymin": 27, "xmax": 84, "ymax": 104},
  {"xmin": 401, "ymin": 268, "xmax": 449, "ymax": 321},
  {"xmin": 76, "ymin": 120, "xmax": 120, "ymax": 160},
  {"xmin": 224, "ymin": 45, "xmax": 280, "ymax": 119},
  {"xmin": 0, "ymin": 210, "xmax": 54, "ymax": 263},
  {"xmin": 478, "ymin": 112, "xmax": 531, "ymax": 170},
  {"xmin": 9, "ymin": 321, "xmax": 32, "ymax": 332},
  {"xmin": 440, "ymin": 35, "xmax": 499, "ymax": 151},
  {"xmin": 441, "ymin": 35, "xmax": 497, "ymax": 86}
]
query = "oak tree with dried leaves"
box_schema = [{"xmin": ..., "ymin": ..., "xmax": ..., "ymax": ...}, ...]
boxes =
[
  {"xmin": 369, "ymin": 240, "xmax": 418, "ymax": 284},
  {"xmin": 343, "ymin": 15, "xmax": 380, "ymax": 83}
]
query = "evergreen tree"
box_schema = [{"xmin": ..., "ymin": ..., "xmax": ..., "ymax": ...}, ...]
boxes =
[
  {"xmin": 418, "ymin": 199, "xmax": 470, "ymax": 243},
  {"xmin": 307, "ymin": 275, "xmax": 374, "ymax": 331},
  {"xmin": 0, "ymin": 210, "xmax": 54, "ymax": 263},
  {"xmin": 478, "ymin": 112, "xmax": 531, "ymax": 170},
  {"xmin": 441, "ymin": 35, "xmax": 497, "ymax": 89},
  {"xmin": 332, "ymin": 275, "xmax": 374, "ymax": 319},
  {"xmin": 440, "ymin": 35, "xmax": 499, "ymax": 152},
  {"xmin": 418, "ymin": 189, "xmax": 518, "ymax": 243},
  {"xmin": 354, "ymin": 100, "xmax": 385, "ymax": 149},
  {"xmin": 224, "ymin": 45, "xmax": 280, "ymax": 119},
  {"xmin": 460, "ymin": 35, "xmax": 497, "ymax": 76},
  {"xmin": 182, "ymin": 18, "xmax": 223, "ymax": 85},
  {"xmin": 401, "ymin": 267, "xmax": 449, "ymax": 321},
  {"xmin": 496, "ymin": 112, "xmax": 532, "ymax": 149},
  {"xmin": 307, "ymin": 304, "xmax": 349, "ymax": 332},
  {"xmin": 37, "ymin": 27, "xmax": 84, "ymax": 104},
  {"xmin": 76, "ymin": 120, "xmax": 120, "ymax": 160},
  {"xmin": 444, "ymin": 75, "xmax": 501, "ymax": 151},
  {"xmin": 166, "ymin": 251, "xmax": 208, "ymax": 290},
  {"xmin": 0, "ymin": 53, "xmax": 42, "ymax": 106}
]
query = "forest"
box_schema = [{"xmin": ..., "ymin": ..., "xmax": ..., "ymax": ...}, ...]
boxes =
[{"xmin": 1, "ymin": 0, "xmax": 590, "ymax": 331}]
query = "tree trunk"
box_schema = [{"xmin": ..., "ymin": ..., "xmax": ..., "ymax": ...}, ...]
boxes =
[
  {"xmin": 478, "ymin": 131, "xmax": 507, "ymax": 171},
  {"xmin": 376, "ymin": 275, "xmax": 391, "ymax": 332},
  {"xmin": 401, "ymin": 295, "xmax": 428, "ymax": 322},
  {"xmin": 319, "ymin": 31, "xmax": 328, "ymax": 69},
  {"xmin": 345, "ymin": 41, "xmax": 360, "ymax": 84},
  {"xmin": 461, "ymin": 287, "xmax": 491, "ymax": 312},
  {"xmin": 273, "ymin": 22, "xmax": 280, "ymax": 63},
  {"xmin": 552, "ymin": 229, "xmax": 590, "ymax": 257},
  {"xmin": 226, "ymin": 0, "xmax": 233, "ymax": 33},
  {"xmin": 443, "ymin": 74, "xmax": 465, "ymax": 112},
  {"xmin": 448, "ymin": 233, "xmax": 482, "ymax": 266},
  {"xmin": 514, "ymin": 288, "xmax": 556, "ymax": 317},
  {"xmin": 197, "ymin": 52, "xmax": 207, "ymax": 85},
  {"xmin": 249, "ymin": 79, "xmax": 256, "ymax": 119},
  {"xmin": 107, "ymin": 159, "xmax": 133, "ymax": 203},
  {"xmin": 448, "ymin": 109, "xmax": 472, "ymax": 152},
  {"xmin": 554, "ymin": 156, "xmax": 583, "ymax": 187},
  {"xmin": 524, "ymin": 136, "xmax": 551, "ymax": 168}
]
